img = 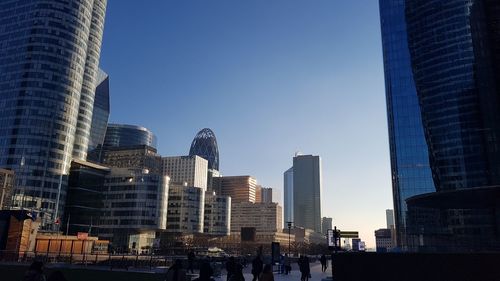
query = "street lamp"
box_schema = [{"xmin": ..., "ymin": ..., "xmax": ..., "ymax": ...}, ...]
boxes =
[{"xmin": 286, "ymin": 221, "xmax": 293, "ymax": 256}]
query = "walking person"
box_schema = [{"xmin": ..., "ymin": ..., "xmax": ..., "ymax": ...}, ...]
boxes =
[
  {"xmin": 251, "ymin": 254, "xmax": 264, "ymax": 281},
  {"xmin": 284, "ymin": 254, "xmax": 291, "ymax": 275},
  {"xmin": 22, "ymin": 261, "xmax": 46, "ymax": 281},
  {"xmin": 260, "ymin": 264, "xmax": 274, "ymax": 281},
  {"xmin": 320, "ymin": 254, "xmax": 328, "ymax": 273},
  {"xmin": 298, "ymin": 255, "xmax": 310, "ymax": 281},
  {"xmin": 229, "ymin": 263, "xmax": 245, "ymax": 281},
  {"xmin": 193, "ymin": 262, "xmax": 215, "ymax": 281},
  {"xmin": 226, "ymin": 256, "xmax": 236, "ymax": 281},
  {"xmin": 187, "ymin": 250, "xmax": 196, "ymax": 274},
  {"xmin": 166, "ymin": 259, "xmax": 188, "ymax": 281}
]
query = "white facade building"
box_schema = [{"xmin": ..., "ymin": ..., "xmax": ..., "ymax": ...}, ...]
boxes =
[{"xmin": 162, "ymin": 156, "xmax": 208, "ymax": 191}]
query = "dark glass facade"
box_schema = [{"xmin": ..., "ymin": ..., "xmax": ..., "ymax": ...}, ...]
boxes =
[
  {"xmin": 189, "ymin": 128, "xmax": 220, "ymax": 171},
  {"xmin": 379, "ymin": 0, "xmax": 436, "ymax": 248},
  {"xmin": 405, "ymin": 0, "xmax": 500, "ymax": 191},
  {"xmin": 103, "ymin": 124, "xmax": 157, "ymax": 149},
  {"xmin": 65, "ymin": 159, "xmax": 109, "ymax": 237},
  {"xmin": 87, "ymin": 69, "xmax": 110, "ymax": 162},
  {"xmin": 0, "ymin": 0, "xmax": 107, "ymax": 229}
]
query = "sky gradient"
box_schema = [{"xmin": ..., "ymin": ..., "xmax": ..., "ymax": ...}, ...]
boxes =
[{"xmin": 99, "ymin": 0, "xmax": 390, "ymax": 248}]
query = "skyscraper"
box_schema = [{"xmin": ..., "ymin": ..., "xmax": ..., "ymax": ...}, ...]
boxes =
[
  {"xmin": 321, "ymin": 217, "xmax": 332, "ymax": 234},
  {"xmin": 87, "ymin": 69, "xmax": 110, "ymax": 162},
  {"xmin": 0, "ymin": 0, "xmax": 107, "ymax": 228},
  {"xmin": 213, "ymin": 176, "xmax": 257, "ymax": 203},
  {"xmin": 162, "ymin": 155, "xmax": 208, "ymax": 191},
  {"xmin": 103, "ymin": 124, "xmax": 157, "ymax": 149},
  {"xmin": 379, "ymin": 0, "xmax": 435, "ymax": 248},
  {"xmin": 189, "ymin": 128, "xmax": 219, "ymax": 171},
  {"xmin": 405, "ymin": 0, "xmax": 500, "ymax": 191},
  {"xmin": 386, "ymin": 209, "xmax": 394, "ymax": 229},
  {"xmin": 292, "ymin": 155, "xmax": 322, "ymax": 233},
  {"xmin": 283, "ymin": 167, "xmax": 294, "ymax": 224}
]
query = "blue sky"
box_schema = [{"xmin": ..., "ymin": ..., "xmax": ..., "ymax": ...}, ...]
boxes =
[{"xmin": 99, "ymin": 0, "xmax": 391, "ymax": 248}]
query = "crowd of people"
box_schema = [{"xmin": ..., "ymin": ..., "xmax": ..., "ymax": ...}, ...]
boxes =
[{"xmin": 20, "ymin": 251, "xmax": 331, "ymax": 281}]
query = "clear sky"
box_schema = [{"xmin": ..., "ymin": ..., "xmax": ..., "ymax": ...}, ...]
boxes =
[{"xmin": 99, "ymin": 0, "xmax": 391, "ymax": 248}]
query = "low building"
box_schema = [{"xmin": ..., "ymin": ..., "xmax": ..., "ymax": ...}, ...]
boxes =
[
  {"xmin": 375, "ymin": 228, "xmax": 394, "ymax": 252},
  {"xmin": 291, "ymin": 227, "xmax": 326, "ymax": 244},
  {"xmin": 0, "ymin": 168, "xmax": 14, "ymax": 210},
  {"xmin": 204, "ymin": 191, "xmax": 231, "ymax": 235}
]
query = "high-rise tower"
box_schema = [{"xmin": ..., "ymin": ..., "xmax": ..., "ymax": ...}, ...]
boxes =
[
  {"xmin": 0, "ymin": 0, "xmax": 107, "ymax": 228},
  {"xmin": 292, "ymin": 155, "xmax": 322, "ymax": 233},
  {"xmin": 379, "ymin": 0, "xmax": 435, "ymax": 248}
]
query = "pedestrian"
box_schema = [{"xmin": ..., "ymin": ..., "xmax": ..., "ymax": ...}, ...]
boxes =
[
  {"xmin": 188, "ymin": 250, "xmax": 196, "ymax": 274},
  {"xmin": 284, "ymin": 254, "xmax": 291, "ymax": 275},
  {"xmin": 166, "ymin": 259, "xmax": 188, "ymax": 281},
  {"xmin": 320, "ymin": 254, "xmax": 327, "ymax": 272},
  {"xmin": 251, "ymin": 254, "xmax": 263, "ymax": 281},
  {"xmin": 229, "ymin": 263, "xmax": 245, "ymax": 281},
  {"xmin": 22, "ymin": 261, "xmax": 46, "ymax": 281},
  {"xmin": 226, "ymin": 256, "xmax": 236, "ymax": 281},
  {"xmin": 260, "ymin": 264, "xmax": 274, "ymax": 281},
  {"xmin": 298, "ymin": 255, "xmax": 310, "ymax": 281},
  {"xmin": 47, "ymin": 271, "xmax": 67, "ymax": 281},
  {"xmin": 193, "ymin": 262, "xmax": 215, "ymax": 281}
]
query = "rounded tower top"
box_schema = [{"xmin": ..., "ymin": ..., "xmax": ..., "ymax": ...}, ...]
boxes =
[{"xmin": 189, "ymin": 128, "xmax": 219, "ymax": 170}]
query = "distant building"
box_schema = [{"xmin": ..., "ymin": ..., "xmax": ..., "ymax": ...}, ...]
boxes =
[
  {"xmin": 231, "ymin": 202, "xmax": 282, "ymax": 234},
  {"xmin": 166, "ymin": 185, "xmax": 204, "ymax": 234},
  {"xmin": 283, "ymin": 167, "xmax": 294, "ymax": 224},
  {"xmin": 386, "ymin": 209, "xmax": 394, "ymax": 229},
  {"xmin": 0, "ymin": 169, "xmax": 14, "ymax": 210},
  {"xmin": 321, "ymin": 217, "xmax": 333, "ymax": 234},
  {"xmin": 162, "ymin": 156, "xmax": 208, "ymax": 191},
  {"xmin": 261, "ymin": 187, "xmax": 273, "ymax": 203},
  {"xmin": 213, "ymin": 176, "xmax": 257, "ymax": 203},
  {"xmin": 255, "ymin": 185, "xmax": 262, "ymax": 203},
  {"xmin": 189, "ymin": 128, "xmax": 220, "ymax": 190},
  {"xmin": 375, "ymin": 228, "xmax": 394, "ymax": 252},
  {"xmin": 103, "ymin": 124, "xmax": 157, "ymax": 150},
  {"xmin": 204, "ymin": 191, "xmax": 231, "ymax": 236},
  {"xmin": 292, "ymin": 227, "xmax": 326, "ymax": 244},
  {"xmin": 293, "ymin": 155, "xmax": 322, "ymax": 233}
]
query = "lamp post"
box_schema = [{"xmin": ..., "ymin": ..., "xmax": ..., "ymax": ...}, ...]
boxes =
[{"xmin": 286, "ymin": 221, "xmax": 293, "ymax": 256}]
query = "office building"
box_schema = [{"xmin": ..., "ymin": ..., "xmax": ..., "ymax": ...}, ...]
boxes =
[
  {"xmin": 379, "ymin": 0, "xmax": 436, "ymax": 248},
  {"xmin": 322, "ymin": 217, "xmax": 333, "ymax": 234},
  {"xmin": 386, "ymin": 209, "xmax": 394, "ymax": 229},
  {"xmin": 0, "ymin": 169, "xmax": 14, "ymax": 210},
  {"xmin": 204, "ymin": 191, "xmax": 231, "ymax": 236},
  {"xmin": 189, "ymin": 128, "xmax": 220, "ymax": 190},
  {"xmin": 87, "ymin": 69, "xmax": 110, "ymax": 162},
  {"xmin": 213, "ymin": 176, "xmax": 257, "ymax": 203},
  {"xmin": 380, "ymin": 0, "xmax": 500, "ymax": 252},
  {"xmin": 231, "ymin": 202, "xmax": 282, "ymax": 234},
  {"xmin": 166, "ymin": 185, "xmax": 204, "ymax": 234},
  {"xmin": 103, "ymin": 124, "xmax": 157, "ymax": 150},
  {"xmin": 375, "ymin": 228, "xmax": 394, "ymax": 253},
  {"xmin": 283, "ymin": 167, "xmax": 294, "ymax": 224},
  {"xmin": 0, "ymin": 0, "xmax": 107, "ymax": 229},
  {"xmin": 255, "ymin": 185, "xmax": 262, "ymax": 203},
  {"xmin": 64, "ymin": 160, "xmax": 109, "ymax": 236},
  {"xmin": 261, "ymin": 187, "xmax": 273, "ymax": 203},
  {"xmin": 293, "ymin": 155, "xmax": 322, "ymax": 233},
  {"xmin": 162, "ymin": 156, "xmax": 208, "ymax": 191}
]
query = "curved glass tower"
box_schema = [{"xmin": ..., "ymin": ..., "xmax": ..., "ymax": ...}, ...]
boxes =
[
  {"xmin": 103, "ymin": 124, "xmax": 157, "ymax": 149},
  {"xmin": 189, "ymin": 128, "xmax": 220, "ymax": 171},
  {"xmin": 88, "ymin": 69, "xmax": 110, "ymax": 154},
  {"xmin": 0, "ymin": 0, "xmax": 107, "ymax": 228},
  {"xmin": 379, "ymin": 0, "xmax": 435, "ymax": 248},
  {"xmin": 406, "ymin": 0, "xmax": 500, "ymax": 191}
]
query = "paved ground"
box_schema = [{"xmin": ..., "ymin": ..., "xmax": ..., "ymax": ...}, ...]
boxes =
[{"xmin": 213, "ymin": 260, "xmax": 332, "ymax": 281}]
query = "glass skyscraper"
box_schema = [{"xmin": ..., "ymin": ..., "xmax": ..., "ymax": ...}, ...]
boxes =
[
  {"xmin": 379, "ymin": 0, "xmax": 435, "ymax": 248},
  {"xmin": 103, "ymin": 124, "xmax": 157, "ymax": 149},
  {"xmin": 88, "ymin": 69, "xmax": 110, "ymax": 155},
  {"xmin": 189, "ymin": 128, "xmax": 220, "ymax": 171},
  {"xmin": 0, "ymin": 0, "xmax": 107, "ymax": 229},
  {"xmin": 405, "ymin": 0, "xmax": 500, "ymax": 191}
]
